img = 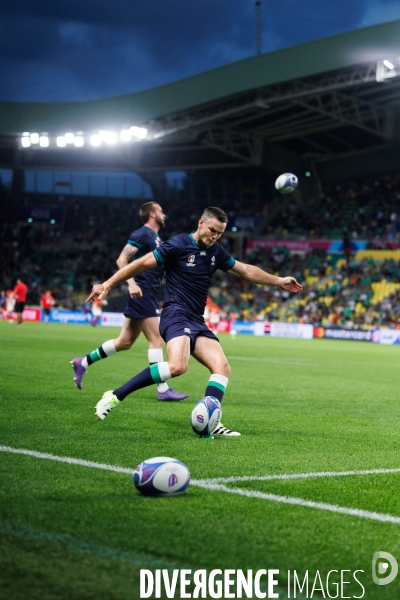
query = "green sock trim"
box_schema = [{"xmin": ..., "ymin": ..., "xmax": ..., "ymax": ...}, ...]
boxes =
[
  {"xmin": 149, "ymin": 363, "xmax": 162, "ymax": 384},
  {"xmin": 89, "ymin": 349, "xmax": 102, "ymax": 363},
  {"xmin": 208, "ymin": 380, "xmax": 226, "ymax": 392}
]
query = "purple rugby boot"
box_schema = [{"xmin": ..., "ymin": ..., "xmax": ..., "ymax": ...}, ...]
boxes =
[
  {"xmin": 157, "ymin": 387, "xmax": 189, "ymax": 402},
  {"xmin": 71, "ymin": 358, "xmax": 87, "ymax": 390}
]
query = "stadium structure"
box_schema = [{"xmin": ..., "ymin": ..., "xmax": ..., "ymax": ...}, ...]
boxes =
[{"xmin": 1, "ymin": 19, "xmax": 400, "ymax": 199}]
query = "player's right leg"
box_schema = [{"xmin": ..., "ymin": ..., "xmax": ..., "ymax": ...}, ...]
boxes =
[
  {"xmin": 95, "ymin": 335, "xmax": 190, "ymax": 420},
  {"xmin": 71, "ymin": 317, "xmax": 141, "ymax": 389}
]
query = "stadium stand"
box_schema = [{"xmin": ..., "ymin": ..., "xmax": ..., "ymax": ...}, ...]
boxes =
[
  {"xmin": 2, "ymin": 21, "xmax": 400, "ymax": 327},
  {"xmin": 2, "ymin": 169, "xmax": 400, "ymax": 320}
]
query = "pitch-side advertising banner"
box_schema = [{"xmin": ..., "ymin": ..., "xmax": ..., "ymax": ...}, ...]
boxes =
[
  {"xmin": 101, "ymin": 312, "xmax": 125, "ymax": 327},
  {"xmin": 373, "ymin": 329, "xmax": 400, "ymax": 345},
  {"xmin": 246, "ymin": 239, "xmax": 367, "ymax": 253},
  {"xmin": 47, "ymin": 309, "xmax": 94, "ymax": 324},
  {"xmin": 231, "ymin": 321, "xmax": 313, "ymax": 339},
  {"xmin": 7, "ymin": 308, "xmax": 41, "ymax": 322},
  {"xmin": 254, "ymin": 321, "xmax": 314, "ymax": 339}
]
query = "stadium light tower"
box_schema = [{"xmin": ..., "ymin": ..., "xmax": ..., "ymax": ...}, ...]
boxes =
[{"xmin": 255, "ymin": 0, "xmax": 262, "ymax": 56}]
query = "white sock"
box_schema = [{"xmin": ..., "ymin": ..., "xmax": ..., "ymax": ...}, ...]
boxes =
[
  {"xmin": 148, "ymin": 348, "xmax": 169, "ymax": 392},
  {"xmin": 103, "ymin": 340, "xmax": 117, "ymax": 356},
  {"xmin": 81, "ymin": 356, "xmax": 89, "ymax": 369}
]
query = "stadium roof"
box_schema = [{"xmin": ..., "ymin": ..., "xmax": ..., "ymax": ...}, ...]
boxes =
[{"xmin": 1, "ymin": 19, "xmax": 400, "ymax": 176}]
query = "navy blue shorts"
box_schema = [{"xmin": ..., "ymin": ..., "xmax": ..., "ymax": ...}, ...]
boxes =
[
  {"xmin": 159, "ymin": 304, "xmax": 218, "ymax": 352},
  {"xmin": 124, "ymin": 290, "xmax": 160, "ymax": 320}
]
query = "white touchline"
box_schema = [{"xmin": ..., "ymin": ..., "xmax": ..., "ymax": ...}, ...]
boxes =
[
  {"xmin": 1, "ymin": 445, "xmax": 400, "ymax": 524},
  {"xmin": 0, "ymin": 445, "xmax": 136, "ymax": 475},
  {"xmin": 190, "ymin": 481, "xmax": 400, "ymax": 524},
  {"xmin": 201, "ymin": 467, "xmax": 400, "ymax": 484}
]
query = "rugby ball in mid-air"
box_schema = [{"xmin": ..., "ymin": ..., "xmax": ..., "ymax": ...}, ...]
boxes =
[
  {"xmin": 191, "ymin": 396, "xmax": 222, "ymax": 437},
  {"xmin": 275, "ymin": 173, "xmax": 298, "ymax": 194},
  {"xmin": 133, "ymin": 457, "xmax": 190, "ymax": 496}
]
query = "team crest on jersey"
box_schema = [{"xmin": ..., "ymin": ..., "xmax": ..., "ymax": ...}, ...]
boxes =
[{"xmin": 186, "ymin": 254, "xmax": 196, "ymax": 267}]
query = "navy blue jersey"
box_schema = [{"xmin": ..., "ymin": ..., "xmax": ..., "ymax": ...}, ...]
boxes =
[
  {"xmin": 153, "ymin": 233, "xmax": 235, "ymax": 318},
  {"xmin": 127, "ymin": 225, "xmax": 164, "ymax": 294}
]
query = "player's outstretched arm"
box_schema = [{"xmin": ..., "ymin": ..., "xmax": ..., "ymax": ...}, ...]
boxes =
[
  {"xmin": 86, "ymin": 252, "xmax": 157, "ymax": 301},
  {"xmin": 227, "ymin": 260, "xmax": 303, "ymax": 293}
]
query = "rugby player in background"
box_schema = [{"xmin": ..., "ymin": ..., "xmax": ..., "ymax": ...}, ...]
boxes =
[{"xmin": 72, "ymin": 202, "xmax": 188, "ymax": 402}]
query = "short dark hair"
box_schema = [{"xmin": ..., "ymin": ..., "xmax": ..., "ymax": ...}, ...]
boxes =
[
  {"xmin": 201, "ymin": 207, "xmax": 228, "ymax": 224},
  {"xmin": 139, "ymin": 202, "xmax": 159, "ymax": 224}
]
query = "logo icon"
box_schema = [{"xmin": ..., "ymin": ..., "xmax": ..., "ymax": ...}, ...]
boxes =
[
  {"xmin": 188, "ymin": 255, "xmax": 195, "ymax": 263},
  {"xmin": 372, "ymin": 551, "xmax": 398, "ymax": 585},
  {"xmin": 211, "ymin": 256, "xmax": 215, "ymax": 263},
  {"xmin": 196, "ymin": 415, "xmax": 205, "ymax": 423},
  {"xmin": 168, "ymin": 473, "xmax": 178, "ymax": 487},
  {"xmin": 184, "ymin": 327, "xmax": 191, "ymax": 334}
]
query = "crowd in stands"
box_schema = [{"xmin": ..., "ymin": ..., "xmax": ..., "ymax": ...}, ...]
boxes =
[
  {"xmin": 263, "ymin": 172, "xmax": 400, "ymax": 243},
  {"xmin": 2, "ymin": 170, "xmax": 400, "ymax": 329},
  {"xmin": 209, "ymin": 253, "xmax": 400, "ymax": 330}
]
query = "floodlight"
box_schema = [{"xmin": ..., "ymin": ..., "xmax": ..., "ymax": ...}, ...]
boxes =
[
  {"xmin": 65, "ymin": 133, "xmax": 75, "ymax": 144},
  {"xmin": 383, "ymin": 60, "xmax": 394, "ymax": 70},
  {"xmin": 50, "ymin": 219, "xmax": 56, "ymax": 224},
  {"xmin": 120, "ymin": 129, "xmax": 131, "ymax": 142},
  {"xmin": 39, "ymin": 136, "xmax": 49, "ymax": 147},
  {"xmin": 56, "ymin": 136, "xmax": 66, "ymax": 147},
  {"xmin": 30, "ymin": 133, "xmax": 40, "ymax": 144},
  {"xmin": 90, "ymin": 135, "xmax": 101, "ymax": 146},
  {"xmin": 99, "ymin": 130, "xmax": 108, "ymax": 141},
  {"xmin": 27, "ymin": 218, "xmax": 33, "ymax": 223},
  {"xmin": 74, "ymin": 136, "xmax": 84, "ymax": 147},
  {"xmin": 21, "ymin": 137, "xmax": 31, "ymax": 148},
  {"xmin": 130, "ymin": 126, "xmax": 147, "ymax": 140},
  {"xmin": 105, "ymin": 132, "xmax": 117, "ymax": 144}
]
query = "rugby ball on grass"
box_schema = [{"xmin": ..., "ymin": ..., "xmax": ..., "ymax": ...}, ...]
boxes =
[
  {"xmin": 191, "ymin": 396, "xmax": 222, "ymax": 437},
  {"xmin": 133, "ymin": 457, "xmax": 190, "ymax": 496}
]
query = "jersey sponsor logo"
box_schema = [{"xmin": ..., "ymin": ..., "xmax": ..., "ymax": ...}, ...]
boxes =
[{"xmin": 184, "ymin": 327, "xmax": 191, "ymax": 334}]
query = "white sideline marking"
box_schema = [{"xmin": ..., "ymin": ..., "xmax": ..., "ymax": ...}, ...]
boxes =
[
  {"xmin": 1, "ymin": 445, "xmax": 400, "ymax": 524},
  {"xmin": 203, "ymin": 467, "xmax": 400, "ymax": 484},
  {"xmin": 0, "ymin": 445, "xmax": 136, "ymax": 475},
  {"xmin": 227, "ymin": 355, "xmax": 318, "ymax": 366},
  {"xmin": 190, "ymin": 482, "xmax": 400, "ymax": 524}
]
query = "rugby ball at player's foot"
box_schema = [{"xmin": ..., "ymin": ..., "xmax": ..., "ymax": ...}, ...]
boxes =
[
  {"xmin": 133, "ymin": 457, "xmax": 190, "ymax": 496},
  {"xmin": 275, "ymin": 173, "xmax": 298, "ymax": 194},
  {"xmin": 191, "ymin": 396, "xmax": 222, "ymax": 437}
]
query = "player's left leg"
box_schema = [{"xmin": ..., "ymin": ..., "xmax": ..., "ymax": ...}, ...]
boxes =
[
  {"xmin": 141, "ymin": 317, "xmax": 189, "ymax": 401},
  {"xmin": 192, "ymin": 335, "xmax": 240, "ymax": 437}
]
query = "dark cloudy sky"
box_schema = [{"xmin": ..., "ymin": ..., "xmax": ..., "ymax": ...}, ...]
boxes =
[{"xmin": 1, "ymin": 0, "xmax": 400, "ymax": 103}]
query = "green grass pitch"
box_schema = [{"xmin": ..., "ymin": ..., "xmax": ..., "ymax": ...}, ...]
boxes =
[{"xmin": 1, "ymin": 321, "xmax": 400, "ymax": 599}]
